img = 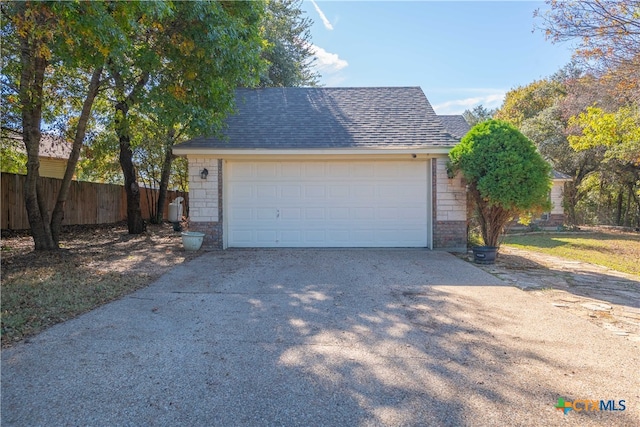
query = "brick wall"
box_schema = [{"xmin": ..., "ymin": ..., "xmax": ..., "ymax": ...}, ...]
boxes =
[
  {"xmin": 432, "ymin": 158, "xmax": 467, "ymax": 251},
  {"xmin": 434, "ymin": 220, "xmax": 467, "ymax": 249},
  {"xmin": 187, "ymin": 158, "xmax": 223, "ymax": 249}
]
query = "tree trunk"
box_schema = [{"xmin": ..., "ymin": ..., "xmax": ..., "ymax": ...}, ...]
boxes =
[
  {"xmin": 115, "ymin": 100, "xmax": 146, "ymax": 234},
  {"xmin": 615, "ymin": 188, "xmax": 624, "ymax": 226},
  {"xmin": 51, "ymin": 66, "xmax": 103, "ymax": 244},
  {"xmin": 111, "ymin": 67, "xmax": 149, "ymax": 234},
  {"xmin": 154, "ymin": 128, "xmax": 176, "ymax": 224},
  {"xmin": 471, "ymin": 186, "xmax": 513, "ymax": 248},
  {"xmin": 564, "ymin": 181, "xmax": 578, "ymax": 226},
  {"xmin": 18, "ymin": 17, "xmax": 57, "ymax": 250}
]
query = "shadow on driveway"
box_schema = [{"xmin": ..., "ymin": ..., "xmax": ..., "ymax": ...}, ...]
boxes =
[{"xmin": 2, "ymin": 250, "xmax": 638, "ymax": 426}]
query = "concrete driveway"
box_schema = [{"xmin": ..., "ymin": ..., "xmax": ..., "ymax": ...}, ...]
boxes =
[{"xmin": 2, "ymin": 250, "xmax": 638, "ymax": 426}]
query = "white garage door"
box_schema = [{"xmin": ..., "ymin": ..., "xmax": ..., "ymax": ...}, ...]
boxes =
[{"xmin": 226, "ymin": 160, "xmax": 429, "ymax": 247}]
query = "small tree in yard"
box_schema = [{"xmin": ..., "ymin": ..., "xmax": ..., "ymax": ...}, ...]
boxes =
[{"xmin": 449, "ymin": 120, "xmax": 552, "ymax": 248}]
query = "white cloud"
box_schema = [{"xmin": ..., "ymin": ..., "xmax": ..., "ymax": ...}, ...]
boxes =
[
  {"xmin": 310, "ymin": 44, "xmax": 348, "ymax": 73},
  {"xmin": 432, "ymin": 92, "xmax": 506, "ymax": 115},
  {"xmin": 310, "ymin": 0, "xmax": 334, "ymax": 30}
]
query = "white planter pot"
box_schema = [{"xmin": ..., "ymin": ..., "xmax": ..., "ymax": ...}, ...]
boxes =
[{"xmin": 181, "ymin": 231, "xmax": 205, "ymax": 251}]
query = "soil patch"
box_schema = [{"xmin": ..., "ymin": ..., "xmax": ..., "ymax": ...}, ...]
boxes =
[{"xmin": 1, "ymin": 222, "xmax": 202, "ymax": 347}]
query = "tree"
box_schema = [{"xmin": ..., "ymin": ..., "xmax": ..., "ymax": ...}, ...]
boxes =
[
  {"xmin": 138, "ymin": 0, "xmax": 314, "ymax": 225},
  {"xmin": 520, "ymin": 105, "xmax": 603, "ymax": 225},
  {"xmin": 133, "ymin": 1, "xmax": 266, "ymax": 226},
  {"xmin": 537, "ymin": 0, "xmax": 640, "ymax": 104},
  {"xmin": 536, "ymin": 0, "xmax": 640, "ymax": 70},
  {"xmin": 449, "ymin": 120, "xmax": 551, "ymax": 247},
  {"xmin": 100, "ymin": 1, "xmax": 265, "ymax": 233},
  {"xmin": 259, "ymin": 0, "xmax": 319, "ymax": 87},
  {"xmin": 568, "ymin": 105, "xmax": 640, "ymax": 226},
  {"xmin": 1, "ymin": 1, "xmax": 113, "ymax": 249},
  {"xmin": 494, "ymin": 79, "xmax": 565, "ymax": 128},
  {"xmin": 462, "ymin": 105, "xmax": 496, "ymax": 127}
]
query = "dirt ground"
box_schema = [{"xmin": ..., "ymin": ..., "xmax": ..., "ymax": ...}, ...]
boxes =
[{"xmin": 1, "ymin": 222, "xmax": 201, "ymax": 279}]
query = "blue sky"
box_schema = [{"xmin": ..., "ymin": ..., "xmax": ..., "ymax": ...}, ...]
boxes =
[{"xmin": 301, "ymin": 1, "xmax": 575, "ymax": 114}]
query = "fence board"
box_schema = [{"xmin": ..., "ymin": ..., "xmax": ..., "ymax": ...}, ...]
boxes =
[{"xmin": 1, "ymin": 173, "xmax": 188, "ymax": 230}]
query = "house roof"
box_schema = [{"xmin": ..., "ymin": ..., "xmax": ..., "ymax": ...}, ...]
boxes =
[
  {"xmin": 2, "ymin": 129, "xmax": 72, "ymax": 159},
  {"xmin": 174, "ymin": 87, "xmax": 460, "ymax": 153},
  {"xmin": 552, "ymin": 170, "xmax": 572, "ymax": 181},
  {"xmin": 438, "ymin": 115, "xmax": 471, "ymax": 140},
  {"xmin": 38, "ymin": 134, "xmax": 72, "ymax": 159}
]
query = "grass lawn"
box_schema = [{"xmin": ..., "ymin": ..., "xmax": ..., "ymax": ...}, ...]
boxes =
[{"xmin": 502, "ymin": 231, "xmax": 640, "ymax": 276}]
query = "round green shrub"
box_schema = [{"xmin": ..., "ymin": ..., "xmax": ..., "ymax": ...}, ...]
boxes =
[{"xmin": 449, "ymin": 119, "xmax": 551, "ymax": 247}]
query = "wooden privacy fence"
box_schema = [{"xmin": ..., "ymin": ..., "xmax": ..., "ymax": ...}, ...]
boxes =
[{"xmin": 1, "ymin": 173, "xmax": 188, "ymax": 230}]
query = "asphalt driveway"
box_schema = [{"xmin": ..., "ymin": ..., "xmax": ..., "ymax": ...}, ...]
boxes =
[{"xmin": 2, "ymin": 250, "xmax": 638, "ymax": 426}]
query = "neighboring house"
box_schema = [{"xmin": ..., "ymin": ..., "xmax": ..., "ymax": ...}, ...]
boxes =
[
  {"xmin": 35, "ymin": 134, "xmax": 73, "ymax": 179},
  {"xmin": 173, "ymin": 87, "xmax": 467, "ymax": 250},
  {"xmin": 547, "ymin": 170, "xmax": 572, "ymax": 227},
  {"xmin": 2, "ymin": 130, "xmax": 73, "ymax": 179}
]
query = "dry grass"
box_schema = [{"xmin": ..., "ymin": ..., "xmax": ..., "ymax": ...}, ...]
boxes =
[{"xmin": 1, "ymin": 223, "xmax": 201, "ymax": 347}]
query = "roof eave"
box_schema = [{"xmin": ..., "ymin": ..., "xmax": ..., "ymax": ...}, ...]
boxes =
[{"xmin": 172, "ymin": 146, "xmax": 455, "ymax": 158}]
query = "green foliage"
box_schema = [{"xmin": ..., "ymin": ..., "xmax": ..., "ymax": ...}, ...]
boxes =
[
  {"xmin": 462, "ymin": 104, "xmax": 496, "ymax": 127},
  {"xmin": 494, "ymin": 79, "xmax": 565, "ymax": 128},
  {"xmin": 568, "ymin": 105, "xmax": 640, "ymax": 166},
  {"xmin": 450, "ymin": 120, "xmax": 552, "ymax": 212},
  {"xmin": 0, "ymin": 132, "xmax": 26, "ymax": 174},
  {"xmin": 567, "ymin": 105, "xmax": 640, "ymax": 226},
  {"xmin": 259, "ymin": 0, "xmax": 319, "ymax": 87},
  {"xmin": 143, "ymin": 0, "xmax": 268, "ymax": 137},
  {"xmin": 450, "ymin": 120, "xmax": 551, "ymax": 247}
]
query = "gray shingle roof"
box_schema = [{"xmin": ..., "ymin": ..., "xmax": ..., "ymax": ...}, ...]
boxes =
[
  {"xmin": 3, "ymin": 129, "xmax": 72, "ymax": 159},
  {"xmin": 175, "ymin": 87, "xmax": 460, "ymax": 150},
  {"xmin": 552, "ymin": 170, "xmax": 572, "ymax": 180},
  {"xmin": 438, "ymin": 115, "xmax": 471, "ymax": 140}
]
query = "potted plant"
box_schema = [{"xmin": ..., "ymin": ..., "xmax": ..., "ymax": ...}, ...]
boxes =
[
  {"xmin": 180, "ymin": 218, "xmax": 205, "ymax": 251},
  {"xmin": 448, "ymin": 119, "xmax": 551, "ymax": 264}
]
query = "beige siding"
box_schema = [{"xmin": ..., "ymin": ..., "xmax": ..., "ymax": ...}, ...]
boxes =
[
  {"xmin": 550, "ymin": 181, "xmax": 564, "ymax": 214},
  {"xmin": 39, "ymin": 158, "xmax": 66, "ymax": 179}
]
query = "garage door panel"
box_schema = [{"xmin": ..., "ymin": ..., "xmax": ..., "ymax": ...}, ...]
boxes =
[
  {"xmin": 329, "ymin": 207, "xmax": 349, "ymax": 220},
  {"xmin": 256, "ymin": 208, "xmax": 276, "ymax": 220},
  {"xmin": 280, "ymin": 208, "xmax": 301, "ymax": 220},
  {"xmin": 227, "ymin": 161, "xmax": 428, "ymax": 247},
  {"xmin": 328, "ymin": 163, "xmax": 351, "ymax": 177},
  {"xmin": 256, "ymin": 185, "xmax": 277, "ymax": 199},
  {"xmin": 281, "ymin": 230, "xmax": 302, "ymax": 243},
  {"xmin": 352, "ymin": 208, "xmax": 374, "ymax": 220},
  {"xmin": 304, "ymin": 186, "xmax": 326, "ymax": 199},
  {"xmin": 304, "ymin": 163, "xmax": 326, "ymax": 177},
  {"xmin": 281, "ymin": 163, "xmax": 302, "ymax": 177},
  {"xmin": 256, "ymin": 230, "xmax": 277, "ymax": 243},
  {"xmin": 328, "ymin": 186, "xmax": 349, "ymax": 198},
  {"xmin": 257, "ymin": 163, "xmax": 277, "ymax": 177},
  {"xmin": 281, "ymin": 185, "xmax": 301, "ymax": 198},
  {"xmin": 230, "ymin": 230, "xmax": 253, "ymax": 244},
  {"xmin": 231, "ymin": 208, "xmax": 253, "ymax": 221}
]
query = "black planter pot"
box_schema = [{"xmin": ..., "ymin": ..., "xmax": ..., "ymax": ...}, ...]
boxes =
[{"xmin": 472, "ymin": 246, "xmax": 498, "ymax": 264}]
